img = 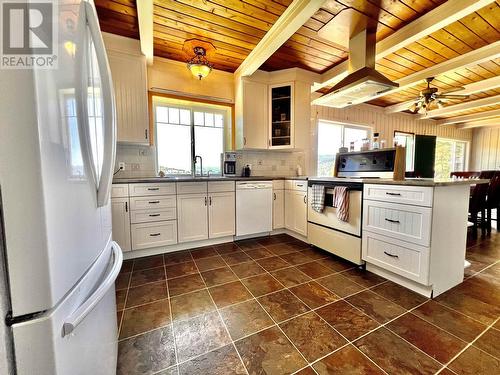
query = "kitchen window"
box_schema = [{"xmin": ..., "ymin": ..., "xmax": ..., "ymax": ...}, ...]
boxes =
[
  {"xmin": 317, "ymin": 120, "xmax": 371, "ymax": 176},
  {"xmin": 153, "ymin": 97, "xmax": 229, "ymax": 176},
  {"xmin": 434, "ymin": 138, "xmax": 468, "ymax": 179}
]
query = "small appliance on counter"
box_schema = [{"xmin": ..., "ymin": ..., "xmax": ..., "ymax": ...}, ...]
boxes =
[
  {"xmin": 242, "ymin": 164, "xmax": 252, "ymax": 177},
  {"xmin": 222, "ymin": 152, "xmax": 237, "ymax": 176},
  {"xmin": 333, "ymin": 147, "xmax": 406, "ymax": 180}
]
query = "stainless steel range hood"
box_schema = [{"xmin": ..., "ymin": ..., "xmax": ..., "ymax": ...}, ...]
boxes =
[{"xmin": 314, "ymin": 25, "xmax": 398, "ymax": 108}]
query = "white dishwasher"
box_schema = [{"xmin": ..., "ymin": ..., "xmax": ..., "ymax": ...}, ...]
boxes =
[{"xmin": 236, "ymin": 181, "xmax": 273, "ymax": 236}]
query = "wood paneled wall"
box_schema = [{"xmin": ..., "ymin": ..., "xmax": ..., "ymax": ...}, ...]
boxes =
[
  {"xmin": 309, "ymin": 104, "xmax": 473, "ymax": 174},
  {"xmin": 470, "ymin": 126, "xmax": 500, "ymax": 171}
]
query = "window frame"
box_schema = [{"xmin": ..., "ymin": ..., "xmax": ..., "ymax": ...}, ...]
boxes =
[
  {"xmin": 316, "ymin": 119, "xmax": 372, "ymax": 176},
  {"xmin": 153, "ymin": 100, "xmax": 227, "ymax": 176},
  {"xmin": 434, "ymin": 137, "xmax": 469, "ymax": 178}
]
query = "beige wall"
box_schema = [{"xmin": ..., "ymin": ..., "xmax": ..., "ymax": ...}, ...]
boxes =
[
  {"xmin": 148, "ymin": 58, "xmax": 234, "ymax": 103},
  {"xmin": 310, "ymin": 104, "xmax": 473, "ymax": 174},
  {"xmin": 470, "ymin": 126, "xmax": 500, "ymax": 171}
]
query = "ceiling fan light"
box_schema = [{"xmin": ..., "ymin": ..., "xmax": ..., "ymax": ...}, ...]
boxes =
[
  {"xmin": 437, "ymin": 100, "xmax": 444, "ymax": 109},
  {"xmin": 409, "ymin": 103, "xmax": 417, "ymax": 113}
]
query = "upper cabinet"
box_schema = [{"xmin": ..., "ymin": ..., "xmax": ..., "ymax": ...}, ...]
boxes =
[
  {"xmin": 269, "ymin": 83, "xmax": 293, "ymax": 149},
  {"xmin": 107, "ymin": 50, "xmax": 150, "ymax": 144},
  {"xmin": 235, "ymin": 72, "xmax": 311, "ymax": 151},
  {"xmin": 235, "ymin": 79, "xmax": 268, "ymax": 149}
]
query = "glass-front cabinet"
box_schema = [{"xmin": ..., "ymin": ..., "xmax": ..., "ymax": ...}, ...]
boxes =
[{"xmin": 269, "ymin": 83, "xmax": 294, "ymax": 149}]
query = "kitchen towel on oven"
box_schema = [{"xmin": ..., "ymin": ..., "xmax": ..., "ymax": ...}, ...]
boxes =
[
  {"xmin": 311, "ymin": 184, "xmax": 325, "ymax": 213},
  {"xmin": 332, "ymin": 186, "xmax": 349, "ymax": 222}
]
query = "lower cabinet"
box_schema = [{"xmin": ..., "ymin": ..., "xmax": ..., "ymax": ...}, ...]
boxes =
[
  {"xmin": 177, "ymin": 194, "xmax": 209, "ymax": 243},
  {"xmin": 209, "ymin": 192, "xmax": 236, "ymax": 238},
  {"xmin": 111, "ymin": 198, "xmax": 131, "ymax": 252},
  {"xmin": 285, "ymin": 190, "xmax": 307, "ymax": 236},
  {"xmin": 131, "ymin": 221, "xmax": 178, "ymax": 250},
  {"xmin": 178, "ymin": 192, "xmax": 236, "ymax": 243},
  {"xmin": 273, "ymin": 190, "xmax": 285, "ymax": 229}
]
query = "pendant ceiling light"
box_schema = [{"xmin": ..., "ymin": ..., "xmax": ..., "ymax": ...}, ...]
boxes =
[{"xmin": 187, "ymin": 46, "xmax": 213, "ymax": 80}]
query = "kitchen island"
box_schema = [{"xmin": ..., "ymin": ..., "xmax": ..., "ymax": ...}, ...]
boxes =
[{"xmin": 309, "ymin": 177, "xmax": 489, "ymax": 297}]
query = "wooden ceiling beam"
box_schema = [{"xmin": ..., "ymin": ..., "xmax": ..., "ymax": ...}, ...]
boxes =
[
  {"xmin": 137, "ymin": 0, "xmax": 154, "ymax": 64},
  {"xmin": 421, "ymin": 94, "xmax": 500, "ymax": 119},
  {"xmin": 437, "ymin": 109, "xmax": 500, "ymax": 126},
  {"xmin": 312, "ymin": 0, "xmax": 494, "ymax": 92},
  {"xmin": 456, "ymin": 118, "xmax": 500, "ymax": 129},
  {"xmin": 235, "ymin": 0, "xmax": 326, "ymax": 77},
  {"xmin": 385, "ymin": 75, "xmax": 500, "ymax": 114},
  {"xmin": 370, "ymin": 41, "xmax": 500, "ymax": 102}
]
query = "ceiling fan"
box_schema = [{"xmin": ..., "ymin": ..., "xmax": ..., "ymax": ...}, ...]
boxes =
[{"xmin": 408, "ymin": 77, "xmax": 469, "ymax": 114}]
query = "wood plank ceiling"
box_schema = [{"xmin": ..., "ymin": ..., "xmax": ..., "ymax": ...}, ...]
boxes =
[{"xmin": 95, "ymin": 0, "xmax": 500, "ymax": 121}]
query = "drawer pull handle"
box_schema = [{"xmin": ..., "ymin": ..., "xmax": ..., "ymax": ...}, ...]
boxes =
[
  {"xmin": 385, "ymin": 218, "xmax": 400, "ymax": 224},
  {"xmin": 384, "ymin": 251, "xmax": 399, "ymax": 258},
  {"xmin": 149, "ymin": 200, "xmax": 160, "ymax": 204},
  {"xmin": 386, "ymin": 192, "xmax": 401, "ymax": 196},
  {"xmin": 149, "ymin": 233, "xmax": 161, "ymax": 237},
  {"xmin": 149, "ymin": 214, "xmax": 161, "ymax": 217},
  {"xmin": 297, "ymin": 184, "xmax": 303, "ymax": 187},
  {"xmin": 147, "ymin": 188, "xmax": 160, "ymax": 191}
]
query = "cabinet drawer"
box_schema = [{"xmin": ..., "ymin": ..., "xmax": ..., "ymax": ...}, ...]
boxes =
[
  {"xmin": 111, "ymin": 184, "xmax": 129, "ymax": 198},
  {"xmin": 176, "ymin": 182, "xmax": 208, "ymax": 194},
  {"xmin": 208, "ymin": 181, "xmax": 235, "ymax": 193},
  {"xmin": 364, "ymin": 184, "xmax": 433, "ymax": 207},
  {"xmin": 131, "ymin": 221, "xmax": 178, "ymax": 250},
  {"xmin": 130, "ymin": 196, "xmax": 176, "ymax": 211},
  {"xmin": 285, "ymin": 180, "xmax": 307, "ymax": 191},
  {"xmin": 363, "ymin": 200, "xmax": 432, "ymax": 246},
  {"xmin": 129, "ymin": 183, "xmax": 176, "ymax": 197},
  {"xmin": 130, "ymin": 208, "xmax": 176, "ymax": 224},
  {"xmin": 273, "ymin": 180, "xmax": 284, "ymax": 190},
  {"xmin": 362, "ymin": 231, "xmax": 429, "ymax": 284}
]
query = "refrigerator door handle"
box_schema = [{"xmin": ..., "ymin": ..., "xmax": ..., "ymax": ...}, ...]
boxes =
[
  {"xmin": 62, "ymin": 241, "xmax": 123, "ymax": 337},
  {"xmin": 84, "ymin": 0, "xmax": 116, "ymax": 208}
]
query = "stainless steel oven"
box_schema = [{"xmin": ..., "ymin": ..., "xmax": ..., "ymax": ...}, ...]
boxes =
[{"xmin": 307, "ymin": 180, "xmax": 363, "ymax": 265}]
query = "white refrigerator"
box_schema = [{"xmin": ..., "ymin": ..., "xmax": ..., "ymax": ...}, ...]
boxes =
[{"xmin": 0, "ymin": 1, "xmax": 122, "ymax": 374}]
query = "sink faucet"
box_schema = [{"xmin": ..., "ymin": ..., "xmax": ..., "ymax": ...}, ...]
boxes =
[{"xmin": 194, "ymin": 155, "xmax": 203, "ymax": 177}]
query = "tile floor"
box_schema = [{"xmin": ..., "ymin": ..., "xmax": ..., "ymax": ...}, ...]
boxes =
[{"xmin": 115, "ymin": 232, "xmax": 500, "ymax": 375}]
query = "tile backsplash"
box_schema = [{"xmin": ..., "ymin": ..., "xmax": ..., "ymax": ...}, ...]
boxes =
[
  {"xmin": 114, "ymin": 144, "xmax": 305, "ymax": 178},
  {"xmin": 114, "ymin": 144, "xmax": 156, "ymax": 178},
  {"xmin": 235, "ymin": 150, "xmax": 305, "ymax": 177}
]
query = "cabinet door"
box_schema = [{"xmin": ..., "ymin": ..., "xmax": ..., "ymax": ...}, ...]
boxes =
[
  {"xmin": 107, "ymin": 51, "xmax": 149, "ymax": 144},
  {"xmin": 273, "ymin": 190, "xmax": 285, "ymax": 229},
  {"xmin": 209, "ymin": 192, "xmax": 235, "ymax": 238},
  {"xmin": 293, "ymin": 191, "xmax": 308, "ymax": 236},
  {"xmin": 177, "ymin": 194, "xmax": 209, "ymax": 243},
  {"xmin": 269, "ymin": 83, "xmax": 294, "ymax": 149},
  {"xmin": 284, "ymin": 190, "xmax": 294, "ymax": 230},
  {"xmin": 243, "ymin": 80, "xmax": 268, "ymax": 149},
  {"xmin": 111, "ymin": 198, "xmax": 131, "ymax": 252}
]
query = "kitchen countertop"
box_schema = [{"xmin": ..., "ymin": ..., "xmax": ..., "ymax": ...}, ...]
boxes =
[
  {"xmin": 308, "ymin": 176, "xmax": 490, "ymax": 187},
  {"xmin": 113, "ymin": 175, "xmax": 308, "ymax": 184}
]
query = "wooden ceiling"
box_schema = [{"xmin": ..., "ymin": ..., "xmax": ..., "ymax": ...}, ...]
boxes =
[{"xmin": 96, "ymin": 0, "xmax": 500, "ymax": 124}]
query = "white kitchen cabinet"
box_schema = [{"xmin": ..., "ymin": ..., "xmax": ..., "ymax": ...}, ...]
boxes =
[
  {"xmin": 131, "ymin": 221, "xmax": 178, "ymax": 250},
  {"xmin": 177, "ymin": 194, "xmax": 209, "ymax": 243},
  {"xmin": 285, "ymin": 180, "xmax": 308, "ymax": 236},
  {"xmin": 107, "ymin": 50, "xmax": 149, "ymax": 144},
  {"xmin": 235, "ymin": 79, "xmax": 268, "ymax": 149},
  {"xmin": 293, "ymin": 191, "xmax": 308, "ymax": 236},
  {"xmin": 209, "ymin": 192, "xmax": 235, "ymax": 238},
  {"xmin": 273, "ymin": 189, "xmax": 285, "ymax": 229},
  {"xmin": 111, "ymin": 198, "xmax": 131, "ymax": 252}
]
